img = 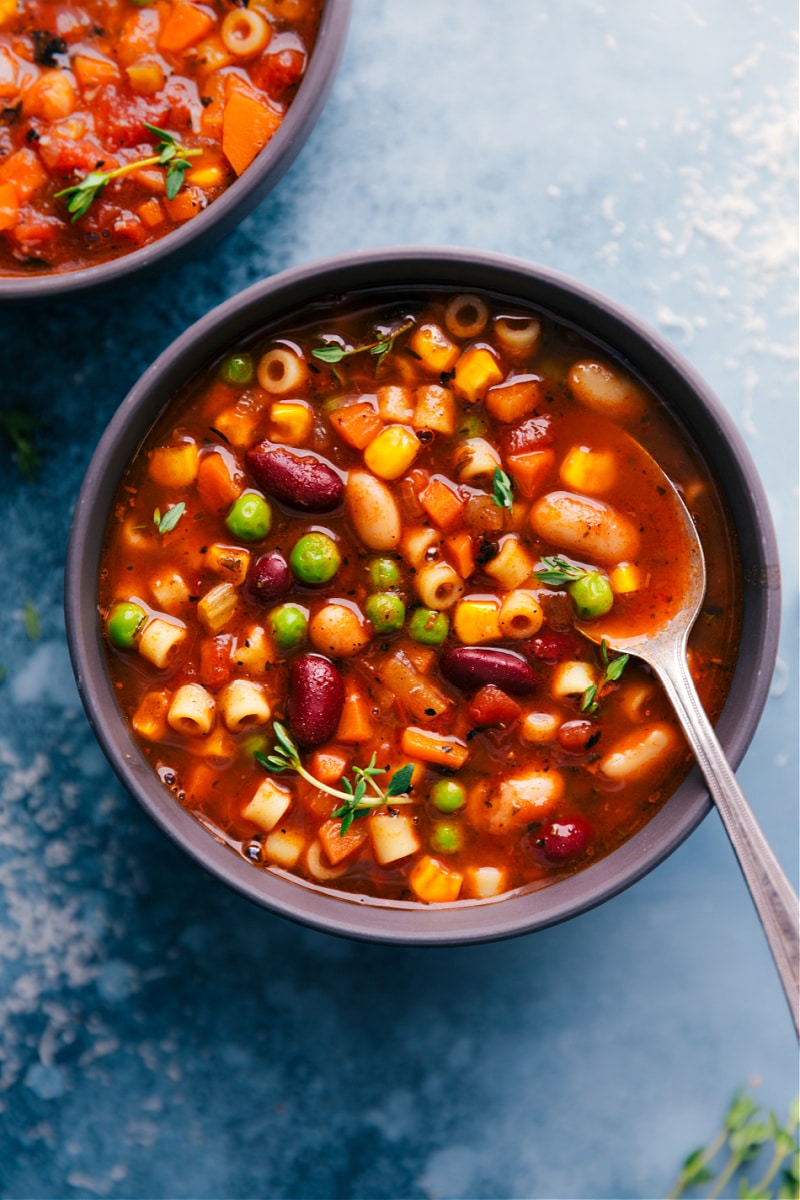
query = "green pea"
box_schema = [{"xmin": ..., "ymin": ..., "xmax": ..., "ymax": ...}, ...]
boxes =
[
  {"xmin": 430, "ymin": 822, "xmax": 464, "ymax": 855},
  {"xmin": 367, "ymin": 557, "xmax": 400, "ymax": 590},
  {"xmin": 220, "ymin": 352, "xmax": 254, "ymax": 386},
  {"xmin": 270, "ymin": 604, "xmax": 308, "ymax": 651},
  {"xmin": 226, "ymin": 491, "xmax": 272, "ymax": 541},
  {"xmin": 365, "ymin": 593, "xmax": 405, "ymax": 634},
  {"xmin": 568, "ymin": 571, "xmax": 614, "ymax": 620},
  {"xmin": 430, "ymin": 780, "xmax": 465, "ymax": 813},
  {"xmin": 107, "ymin": 601, "xmax": 147, "ymax": 649},
  {"xmin": 409, "ymin": 607, "xmax": 449, "ymax": 645},
  {"xmin": 290, "ymin": 532, "xmax": 341, "ymax": 584}
]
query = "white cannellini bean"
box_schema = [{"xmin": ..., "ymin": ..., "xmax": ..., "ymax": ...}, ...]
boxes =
[
  {"xmin": 599, "ymin": 723, "xmax": 677, "ymax": 782},
  {"xmin": 567, "ymin": 360, "xmax": 646, "ymax": 421},
  {"xmin": 345, "ymin": 470, "xmax": 402, "ymax": 550},
  {"xmin": 530, "ymin": 490, "xmax": 640, "ymax": 564}
]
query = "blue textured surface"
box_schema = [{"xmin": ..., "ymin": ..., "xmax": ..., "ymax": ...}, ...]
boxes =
[{"xmin": 0, "ymin": 2, "xmax": 797, "ymax": 1197}]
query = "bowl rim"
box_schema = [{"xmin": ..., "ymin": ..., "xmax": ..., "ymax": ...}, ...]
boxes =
[
  {"xmin": 64, "ymin": 245, "xmax": 782, "ymax": 944},
  {"xmin": 0, "ymin": 0, "xmax": 352, "ymax": 303}
]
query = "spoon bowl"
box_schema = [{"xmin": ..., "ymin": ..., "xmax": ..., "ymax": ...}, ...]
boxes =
[{"xmin": 579, "ymin": 459, "xmax": 799, "ymax": 1035}]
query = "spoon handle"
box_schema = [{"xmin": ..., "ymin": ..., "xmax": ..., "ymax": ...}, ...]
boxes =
[{"xmin": 652, "ymin": 646, "xmax": 799, "ymax": 1036}]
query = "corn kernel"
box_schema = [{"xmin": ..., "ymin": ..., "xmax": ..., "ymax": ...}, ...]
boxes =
[
  {"xmin": 453, "ymin": 598, "xmax": 501, "ymax": 645},
  {"xmin": 0, "ymin": 0, "xmax": 18, "ymax": 27},
  {"xmin": 363, "ymin": 424, "xmax": 420, "ymax": 480},
  {"xmin": 610, "ymin": 562, "xmax": 645, "ymax": 593},
  {"xmin": 559, "ymin": 445, "xmax": 618, "ymax": 494},
  {"xmin": 409, "ymin": 323, "xmax": 460, "ymax": 373},
  {"xmin": 268, "ymin": 399, "xmax": 314, "ymax": 446},
  {"xmin": 408, "ymin": 855, "xmax": 463, "ymax": 903},
  {"xmin": 453, "ymin": 346, "xmax": 503, "ymax": 402}
]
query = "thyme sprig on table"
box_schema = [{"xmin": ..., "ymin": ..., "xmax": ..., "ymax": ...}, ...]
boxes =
[
  {"xmin": 55, "ymin": 124, "xmax": 202, "ymax": 221},
  {"xmin": 581, "ymin": 637, "xmax": 628, "ymax": 715},
  {"xmin": 668, "ymin": 1089, "xmax": 799, "ymax": 1199},
  {"xmin": 312, "ymin": 317, "xmax": 415, "ymax": 377},
  {"xmin": 0, "ymin": 410, "xmax": 40, "ymax": 480},
  {"xmin": 256, "ymin": 722, "xmax": 414, "ymax": 835}
]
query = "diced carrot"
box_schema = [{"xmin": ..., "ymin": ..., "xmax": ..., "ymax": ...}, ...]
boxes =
[
  {"xmin": 158, "ymin": 3, "xmax": 215, "ymax": 54},
  {"xmin": 137, "ymin": 197, "xmax": 165, "ymax": 227},
  {"xmin": 118, "ymin": 9, "xmax": 160, "ymax": 67},
  {"xmin": 21, "ymin": 71, "xmax": 76, "ymax": 120},
  {"xmin": 199, "ymin": 70, "xmax": 227, "ymax": 135},
  {"xmin": 72, "ymin": 54, "xmax": 120, "ymax": 90},
  {"xmin": 0, "ymin": 181, "xmax": 18, "ymax": 231},
  {"xmin": 419, "ymin": 475, "xmax": 465, "ymax": 530},
  {"xmin": 318, "ymin": 817, "xmax": 368, "ymax": 866},
  {"xmin": 164, "ymin": 185, "xmax": 204, "ymax": 223},
  {"xmin": 468, "ymin": 685, "xmax": 521, "ymax": 728},
  {"xmin": 400, "ymin": 727, "xmax": 469, "ymax": 770},
  {"xmin": 197, "ymin": 450, "xmax": 244, "ymax": 510},
  {"xmin": 308, "ymin": 746, "xmax": 349, "ymax": 786},
  {"xmin": 199, "ymin": 636, "xmax": 232, "ymax": 689},
  {"xmin": 222, "ymin": 88, "xmax": 281, "ymax": 176},
  {"xmin": 485, "ymin": 376, "xmax": 543, "ymax": 423},
  {"xmin": 505, "ymin": 449, "xmax": 555, "ymax": 498},
  {"xmin": 296, "ymin": 779, "xmax": 336, "ymax": 820},
  {"xmin": 335, "ymin": 678, "xmax": 373, "ymax": 745},
  {"xmin": 444, "ymin": 530, "xmax": 475, "ymax": 579},
  {"xmin": 0, "ymin": 148, "xmax": 48, "ymax": 202},
  {"xmin": 329, "ymin": 401, "xmax": 384, "ymax": 450}
]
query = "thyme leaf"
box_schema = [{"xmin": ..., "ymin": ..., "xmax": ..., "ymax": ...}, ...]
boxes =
[
  {"xmin": 581, "ymin": 639, "xmax": 628, "ymax": 714},
  {"xmin": 492, "ymin": 466, "xmax": 514, "ymax": 510},
  {"xmin": 154, "ymin": 502, "xmax": 186, "ymax": 534},
  {"xmin": 534, "ymin": 555, "xmax": 587, "ymax": 587},
  {"xmin": 0, "ymin": 410, "xmax": 40, "ymax": 480}
]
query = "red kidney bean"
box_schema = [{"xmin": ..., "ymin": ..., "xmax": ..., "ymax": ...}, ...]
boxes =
[
  {"xmin": 532, "ymin": 817, "xmax": 591, "ymax": 863},
  {"xmin": 246, "ymin": 444, "xmax": 344, "ymax": 513},
  {"xmin": 248, "ymin": 552, "xmax": 291, "ymax": 605},
  {"xmin": 440, "ymin": 647, "xmax": 538, "ymax": 695},
  {"xmin": 523, "ymin": 629, "xmax": 584, "ymax": 663},
  {"xmin": 557, "ymin": 719, "xmax": 601, "ymax": 754},
  {"xmin": 288, "ymin": 653, "xmax": 345, "ymax": 746}
]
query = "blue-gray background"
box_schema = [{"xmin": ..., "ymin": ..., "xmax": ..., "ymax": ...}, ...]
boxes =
[{"xmin": 0, "ymin": 2, "xmax": 796, "ymax": 1198}]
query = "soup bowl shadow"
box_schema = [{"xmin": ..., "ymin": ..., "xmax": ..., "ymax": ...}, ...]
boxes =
[
  {"xmin": 64, "ymin": 247, "xmax": 781, "ymax": 945},
  {"xmin": 0, "ymin": 0, "xmax": 351, "ymax": 305}
]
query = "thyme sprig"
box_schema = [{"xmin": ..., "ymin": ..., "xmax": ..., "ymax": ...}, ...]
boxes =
[
  {"xmin": 55, "ymin": 124, "xmax": 202, "ymax": 221},
  {"xmin": 0, "ymin": 410, "xmax": 39, "ymax": 480},
  {"xmin": 492, "ymin": 466, "xmax": 514, "ymax": 510},
  {"xmin": 312, "ymin": 317, "xmax": 415, "ymax": 377},
  {"xmin": 581, "ymin": 637, "xmax": 628, "ymax": 714},
  {"xmin": 668, "ymin": 1089, "xmax": 799, "ymax": 1199},
  {"xmin": 256, "ymin": 721, "xmax": 414, "ymax": 835}
]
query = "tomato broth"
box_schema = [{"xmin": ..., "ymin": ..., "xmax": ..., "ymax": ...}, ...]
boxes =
[
  {"xmin": 0, "ymin": 0, "xmax": 322, "ymax": 274},
  {"xmin": 99, "ymin": 289, "xmax": 741, "ymax": 904}
]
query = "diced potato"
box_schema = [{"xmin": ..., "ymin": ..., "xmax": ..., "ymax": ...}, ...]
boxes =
[
  {"xmin": 148, "ymin": 441, "xmax": 199, "ymax": 487},
  {"xmin": 369, "ymin": 813, "xmax": 420, "ymax": 865},
  {"xmin": 263, "ymin": 826, "xmax": 306, "ymax": 868},
  {"xmin": 410, "ymin": 323, "xmax": 460, "ymax": 373},
  {"xmin": 551, "ymin": 660, "xmax": 597, "ymax": 699},
  {"xmin": 453, "ymin": 346, "xmax": 503, "ymax": 402},
  {"xmin": 463, "ymin": 865, "xmax": 507, "ymax": 899}
]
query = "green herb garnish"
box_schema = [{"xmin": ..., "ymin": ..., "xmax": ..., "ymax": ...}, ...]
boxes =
[
  {"xmin": 23, "ymin": 600, "xmax": 40, "ymax": 641},
  {"xmin": 256, "ymin": 722, "xmax": 414, "ymax": 835},
  {"xmin": 492, "ymin": 466, "xmax": 514, "ymax": 510},
  {"xmin": 0, "ymin": 410, "xmax": 39, "ymax": 480},
  {"xmin": 55, "ymin": 124, "xmax": 202, "ymax": 221},
  {"xmin": 668, "ymin": 1089, "xmax": 799, "ymax": 1200},
  {"xmin": 533, "ymin": 555, "xmax": 588, "ymax": 586},
  {"xmin": 581, "ymin": 638, "xmax": 628, "ymax": 714},
  {"xmin": 154, "ymin": 502, "xmax": 186, "ymax": 534},
  {"xmin": 312, "ymin": 317, "xmax": 415, "ymax": 378}
]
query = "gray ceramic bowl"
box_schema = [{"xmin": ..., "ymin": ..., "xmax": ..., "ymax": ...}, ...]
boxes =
[
  {"xmin": 0, "ymin": 0, "xmax": 351, "ymax": 304},
  {"xmin": 65, "ymin": 247, "xmax": 781, "ymax": 944}
]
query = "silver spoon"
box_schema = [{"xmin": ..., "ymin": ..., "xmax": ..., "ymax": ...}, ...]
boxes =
[{"xmin": 579, "ymin": 468, "xmax": 799, "ymax": 1036}]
